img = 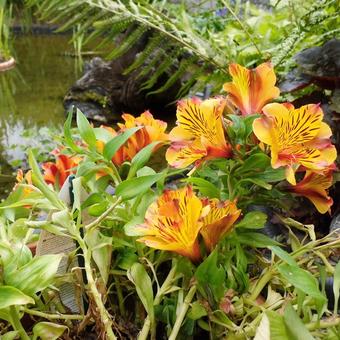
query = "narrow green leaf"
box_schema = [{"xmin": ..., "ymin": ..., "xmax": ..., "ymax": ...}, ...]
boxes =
[
  {"xmin": 63, "ymin": 111, "xmax": 82, "ymax": 153},
  {"xmin": 236, "ymin": 231, "xmax": 280, "ymax": 247},
  {"xmin": 0, "ymin": 286, "xmax": 34, "ymax": 309},
  {"xmin": 333, "ymin": 261, "xmax": 340, "ymax": 313},
  {"xmin": 127, "ymin": 141, "xmax": 160, "ymax": 179},
  {"xmin": 239, "ymin": 153, "xmax": 270, "ymax": 174},
  {"xmin": 127, "ymin": 263, "xmax": 154, "ymax": 324},
  {"xmin": 184, "ymin": 177, "xmax": 220, "ymax": 199},
  {"xmin": 76, "ymin": 109, "xmax": 97, "ymax": 148},
  {"xmin": 270, "ymin": 246, "xmax": 298, "ymax": 267},
  {"xmin": 103, "ymin": 127, "xmax": 141, "ymax": 161},
  {"xmin": 116, "ymin": 173, "xmax": 164, "ymax": 201},
  {"xmin": 283, "ymin": 304, "xmax": 314, "ymax": 340},
  {"xmin": 28, "ymin": 150, "xmax": 65, "ymax": 210}
]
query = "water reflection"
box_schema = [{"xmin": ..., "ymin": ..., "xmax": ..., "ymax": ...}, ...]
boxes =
[{"xmin": 0, "ymin": 34, "xmax": 78, "ymax": 166}]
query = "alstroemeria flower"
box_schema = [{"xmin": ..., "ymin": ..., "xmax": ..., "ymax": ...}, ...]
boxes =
[
  {"xmin": 200, "ymin": 199, "xmax": 241, "ymax": 251},
  {"xmin": 166, "ymin": 97, "xmax": 232, "ymax": 168},
  {"xmin": 253, "ymin": 103, "xmax": 337, "ymax": 185},
  {"xmin": 135, "ymin": 186, "xmax": 207, "ymax": 262},
  {"xmin": 97, "ymin": 111, "xmax": 168, "ymax": 166},
  {"xmin": 287, "ymin": 171, "xmax": 333, "ymax": 214},
  {"xmin": 223, "ymin": 62, "xmax": 280, "ymax": 115},
  {"xmin": 42, "ymin": 152, "xmax": 81, "ymax": 188},
  {"xmin": 14, "ymin": 169, "xmax": 33, "ymax": 197}
]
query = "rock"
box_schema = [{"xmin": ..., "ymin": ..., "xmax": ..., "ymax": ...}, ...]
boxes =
[
  {"xmin": 330, "ymin": 213, "xmax": 340, "ymax": 235},
  {"xmin": 64, "ymin": 52, "xmax": 181, "ymax": 123}
]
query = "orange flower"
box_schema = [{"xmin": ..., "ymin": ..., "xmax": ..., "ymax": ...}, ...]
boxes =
[
  {"xmin": 14, "ymin": 169, "xmax": 33, "ymax": 196},
  {"xmin": 134, "ymin": 186, "xmax": 241, "ymax": 261},
  {"xmin": 253, "ymin": 103, "xmax": 337, "ymax": 185},
  {"xmin": 223, "ymin": 62, "xmax": 280, "ymax": 115},
  {"xmin": 98, "ymin": 111, "xmax": 168, "ymax": 166},
  {"xmin": 200, "ymin": 199, "xmax": 241, "ymax": 251},
  {"xmin": 166, "ymin": 97, "xmax": 232, "ymax": 168},
  {"xmin": 42, "ymin": 152, "xmax": 81, "ymax": 188},
  {"xmin": 287, "ymin": 171, "xmax": 333, "ymax": 214},
  {"xmin": 135, "ymin": 186, "xmax": 206, "ymax": 262}
]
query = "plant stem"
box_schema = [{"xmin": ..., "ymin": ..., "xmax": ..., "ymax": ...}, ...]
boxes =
[
  {"xmin": 248, "ymin": 269, "xmax": 272, "ymax": 302},
  {"xmin": 85, "ymin": 197, "xmax": 122, "ymax": 231},
  {"xmin": 21, "ymin": 307, "xmax": 84, "ymax": 320},
  {"xmin": 306, "ymin": 317, "xmax": 340, "ymax": 330},
  {"xmin": 138, "ymin": 316, "xmax": 151, "ymax": 340},
  {"xmin": 9, "ymin": 306, "xmax": 30, "ymax": 340},
  {"xmin": 78, "ymin": 238, "xmax": 117, "ymax": 340},
  {"xmin": 114, "ymin": 276, "xmax": 125, "ymax": 317},
  {"xmin": 168, "ymin": 285, "xmax": 197, "ymax": 340}
]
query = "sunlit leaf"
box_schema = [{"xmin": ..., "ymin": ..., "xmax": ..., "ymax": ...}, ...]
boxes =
[
  {"xmin": 32, "ymin": 322, "xmax": 68, "ymax": 340},
  {"xmin": 0, "ymin": 286, "xmax": 34, "ymax": 309}
]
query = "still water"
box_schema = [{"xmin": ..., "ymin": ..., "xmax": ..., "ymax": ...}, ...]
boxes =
[{"xmin": 0, "ymin": 34, "xmax": 78, "ymax": 167}]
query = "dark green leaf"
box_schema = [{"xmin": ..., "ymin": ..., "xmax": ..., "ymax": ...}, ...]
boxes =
[
  {"xmin": 184, "ymin": 177, "xmax": 220, "ymax": 198},
  {"xmin": 238, "ymin": 153, "xmax": 270, "ymax": 174},
  {"xmin": 116, "ymin": 173, "xmax": 164, "ymax": 201},
  {"xmin": 236, "ymin": 230, "xmax": 280, "ymax": 247},
  {"xmin": 333, "ymin": 261, "xmax": 340, "ymax": 313}
]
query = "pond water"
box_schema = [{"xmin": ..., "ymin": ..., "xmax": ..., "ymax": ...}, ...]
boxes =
[{"xmin": 0, "ymin": 34, "xmax": 79, "ymax": 168}]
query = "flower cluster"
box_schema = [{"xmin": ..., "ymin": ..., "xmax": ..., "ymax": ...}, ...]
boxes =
[{"xmin": 135, "ymin": 186, "xmax": 240, "ymax": 262}]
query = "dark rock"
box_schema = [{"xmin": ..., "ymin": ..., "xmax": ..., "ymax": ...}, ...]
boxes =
[
  {"xmin": 64, "ymin": 49, "xmax": 181, "ymax": 123},
  {"xmin": 330, "ymin": 213, "xmax": 340, "ymax": 234}
]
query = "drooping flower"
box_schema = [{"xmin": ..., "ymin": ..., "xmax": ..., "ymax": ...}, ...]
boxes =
[
  {"xmin": 42, "ymin": 151, "xmax": 81, "ymax": 188},
  {"xmin": 223, "ymin": 62, "xmax": 280, "ymax": 115},
  {"xmin": 287, "ymin": 170, "xmax": 333, "ymax": 214},
  {"xmin": 166, "ymin": 97, "xmax": 232, "ymax": 168},
  {"xmin": 135, "ymin": 186, "xmax": 207, "ymax": 262},
  {"xmin": 253, "ymin": 103, "xmax": 337, "ymax": 185},
  {"xmin": 200, "ymin": 199, "xmax": 241, "ymax": 251},
  {"xmin": 97, "ymin": 111, "xmax": 168, "ymax": 166}
]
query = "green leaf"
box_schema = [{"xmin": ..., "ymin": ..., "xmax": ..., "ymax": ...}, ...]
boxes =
[
  {"xmin": 103, "ymin": 127, "xmax": 141, "ymax": 161},
  {"xmin": 270, "ymin": 246, "xmax": 297, "ymax": 267},
  {"xmin": 238, "ymin": 153, "xmax": 270, "ymax": 174},
  {"xmin": 124, "ymin": 216, "xmax": 145, "ymax": 236},
  {"xmin": 236, "ymin": 230, "xmax": 280, "ymax": 247},
  {"xmin": 235, "ymin": 211, "xmax": 267, "ymax": 229},
  {"xmin": 251, "ymin": 167, "xmax": 286, "ymax": 182},
  {"xmin": 238, "ymin": 177, "xmax": 272, "ymax": 190},
  {"xmin": 94, "ymin": 127, "xmax": 115, "ymax": 142},
  {"xmin": 195, "ymin": 249, "xmax": 226, "ymax": 302},
  {"xmin": 333, "ymin": 261, "xmax": 340, "ymax": 313},
  {"xmin": 283, "ymin": 304, "xmax": 314, "ymax": 340},
  {"xmin": 32, "ymin": 322, "xmax": 68, "ymax": 340},
  {"xmin": 0, "ymin": 286, "xmax": 34, "ymax": 309},
  {"xmin": 255, "ymin": 311, "xmax": 290, "ymax": 340},
  {"xmin": 127, "ymin": 263, "xmax": 154, "ymax": 324},
  {"xmin": 28, "ymin": 150, "xmax": 65, "ymax": 210},
  {"xmin": 76, "ymin": 109, "xmax": 97, "ymax": 148},
  {"xmin": 187, "ymin": 301, "xmax": 207, "ymax": 320},
  {"xmin": 278, "ymin": 264, "xmax": 326, "ymax": 305},
  {"xmin": 127, "ymin": 141, "xmax": 160, "ymax": 179},
  {"xmin": 116, "ymin": 173, "xmax": 164, "ymax": 201},
  {"xmin": 184, "ymin": 177, "xmax": 220, "ymax": 198},
  {"xmin": 63, "ymin": 111, "xmax": 82, "ymax": 153},
  {"xmin": 5, "ymin": 254, "xmax": 63, "ymax": 295},
  {"xmin": 2, "ymin": 331, "xmax": 19, "ymax": 340}
]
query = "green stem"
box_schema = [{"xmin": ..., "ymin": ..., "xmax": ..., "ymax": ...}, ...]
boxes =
[
  {"xmin": 85, "ymin": 197, "xmax": 122, "ymax": 231},
  {"xmin": 21, "ymin": 307, "xmax": 83, "ymax": 320},
  {"xmin": 78, "ymin": 238, "xmax": 117, "ymax": 340},
  {"xmin": 9, "ymin": 306, "xmax": 30, "ymax": 340},
  {"xmin": 114, "ymin": 276, "xmax": 125, "ymax": 317},
  {"xmin": 138, "ymin": 316, "xmax": 151, "ymax": 340},
  {"xmin": 248, "ymin": 269, "xmax": 272, "ymax": 302},
  {"xmin": 306, "ymin": 317, "xmax": 340, "ymax": 330},
  {"xmin": 168, "ymin": 285, "xmax": 197, "ymax": 340}
]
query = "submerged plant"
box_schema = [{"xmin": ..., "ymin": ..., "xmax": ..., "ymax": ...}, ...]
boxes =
[{"xmin": 0, "ymin": 62, "xmax": 339, "ymax": 339}]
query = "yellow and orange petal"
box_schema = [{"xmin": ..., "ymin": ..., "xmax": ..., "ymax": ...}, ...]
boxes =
[
  {"xmin": 200, "ymin": 199, "xmax": 241, "ymax": 251},
  {"xmin": 42, "ymin": 154, "xmax": 81, "ymax": 188},
  {"xmin": 288, "ymin": 171, "xmax": 333, "ymax": 214},
  {"xmin": 14, "ymin": 169, "xmax": 33, "ymax": 197},
  {"xmin": 166, "ymin": 97, "xmax": 231, "ymax": 168},
  {"xmin": 223, "ymin": 62, "xmax": 280, "ymax": 115},
  {"xmin": 253, "ymin": 103, "xmax": 337, "ymax": 185},
  {"xmin": 135, "ymin": 186, "xmax": 206, "ymax": 262}
]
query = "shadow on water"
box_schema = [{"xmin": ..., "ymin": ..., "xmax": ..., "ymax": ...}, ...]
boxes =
[{"xmin": 0, "ymin": 34, "xmax": 79, "ymax": 195}]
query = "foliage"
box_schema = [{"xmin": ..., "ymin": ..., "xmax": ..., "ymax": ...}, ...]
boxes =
[
  {"xmin": 26, "ymin": 0, "xmax": 339, "ymax": 96},
  {"xmin": 0, "ymin": 62, "xmax": 339, "ymax": 339}
]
